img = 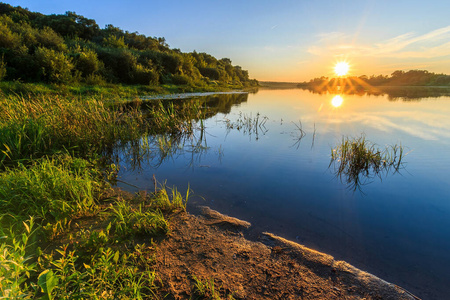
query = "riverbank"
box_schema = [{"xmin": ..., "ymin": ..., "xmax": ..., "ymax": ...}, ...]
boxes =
[
  {"xmin": 0, "ymin": 81, "xmax": 255, "ymax": 99},
  {"xmin": 153, "ymin": 203, "xmax": 418, "ymax": 299}
]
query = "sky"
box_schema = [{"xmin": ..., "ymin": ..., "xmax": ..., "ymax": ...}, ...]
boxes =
[{"xmin": 6, "ymin": 0, "xmax": 450, "ymax": 82}]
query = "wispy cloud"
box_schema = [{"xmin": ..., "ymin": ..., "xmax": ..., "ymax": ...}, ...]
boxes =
[{"xmin": 308, "ymin": 26, "xmax": 450, "ymax": 59}]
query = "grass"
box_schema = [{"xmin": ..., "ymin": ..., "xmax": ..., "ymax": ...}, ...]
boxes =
[
  {"xmin": 0, "ymin": 80, "xmax": 247, "ymax": 100},
  {"xmin": 329, "ymin": 135, "xmax": 406, "ymax": 192},
  {"xmin": 0, "ymin": 90, "xmax": 205, "ymax": 298},
  {"xmin": 191, "ymin": 275, "xmax": 236, "ymax": 300},
  {"xmin": 109, "ymin": 200, "xmax": 169, "ymax": 238},
  {"xmin": 148, "ymin": 99, "xmax": 206, "ymax": 135},
  {"xmin": 0, "ymin": 94, "xmax": 149, "ymax": 166},
  {"xmin": 0, "ymin": 155, "xmax": 100, "ymax": 232}
]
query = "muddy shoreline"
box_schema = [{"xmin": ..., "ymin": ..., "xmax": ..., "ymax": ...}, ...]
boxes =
[{"xmin": 153, "ymin": 206, "xmax": 419, "ymax": 299}]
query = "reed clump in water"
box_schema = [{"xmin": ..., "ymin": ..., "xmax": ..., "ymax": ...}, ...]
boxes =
[{"xmin": 330, "ymin": 135, "xmax": 406, "ymax": 191}]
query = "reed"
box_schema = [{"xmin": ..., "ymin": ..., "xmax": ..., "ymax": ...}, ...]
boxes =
[
  {"xmin": 0, "ymin": 94, "xmax": 148, "ymax": 166},
  {"xmin": 330, "ymin": 135, "xmax": 406, "ymax": 191},
  {"xmin": 148, "ymin": 99, "xmax": 206, "ymax": 135},
  {"xmin": 224, "ymin": 112, "xmax": 268, "ymax": 140}
]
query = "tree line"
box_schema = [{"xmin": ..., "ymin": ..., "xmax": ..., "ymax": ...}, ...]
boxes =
[
  {"xmin": 0, "ymin": 3, "xmax": 258, "ymax": 88},
  {"xmin": 298, "ymin": 69, "xmax": 450, "ymax": 87}
]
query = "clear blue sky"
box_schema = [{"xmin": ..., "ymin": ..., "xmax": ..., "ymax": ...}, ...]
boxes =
[{"xmin": 6, "ymin": 0, "xmax": 450, "ymax": 81}]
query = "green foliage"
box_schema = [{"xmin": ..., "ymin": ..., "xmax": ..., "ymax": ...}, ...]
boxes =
[
  {"xmin": 0, "ymin": 155, "xmax": 99, "ymax": 227},
  {"xmin": 0, "ymin": 94, "xmax": 148, "ymax": 164},
  {"xmin": 103, "ymin": 34, "xmax": 127, "ymax": 49},
  {"xmin": 0, "ymin": 3, "xmax": 258, "ymax": 87},
  {"xmin": 35, "ymin": 26, "xmax": 66, "ymax": 51},
  {"xmin": 38, "ymin": 244, "xmax": 157, "ymax": 299},
  {"xmin": 151, "ymin": 184, "xmax": 189, "ymax": 212},
  {"xmin": 0, "ymin": 54, "xmax": 6, "ymax": 80},
  {"xmin": 0, "ymin": 19, "xmax": 21, "ymax": 49},
  {"xmin": 35, "ymin": 47, "xmax": 73, "ymax": 83},
  {"xmin": 0, "ymin": 218, "xmax": 38, "ymax": 299},
  {"xmin": 171, "ymin": 73, "xmax": 192, "ymax": 85},
  {"xmin": 148, "ymin": 100, "xmax": 205, "ymax": 134},
  {"xmin": 74, "ymin": 48, "xmax": 100, "ymax": 77},
  {"xmin": 109, "ymin": 199, "xmax": 169, "ymax": 238}
]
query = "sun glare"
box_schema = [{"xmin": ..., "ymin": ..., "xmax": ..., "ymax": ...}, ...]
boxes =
[
  {"xmin": 331, "ymin": 95, "xmax": 344, "ymax": 107},
  {"xmin": 334, "ymin": 62, "xmax": 349, "ymax": 76}
]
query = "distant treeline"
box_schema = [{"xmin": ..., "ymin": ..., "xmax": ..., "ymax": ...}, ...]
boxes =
[
  {"xmin": 299, "ymin": 70, "xmax": 450, "ymax": 87},
  {"xmin": 0, "ymin": 3, "xmax": 258, "ymax": 88}
]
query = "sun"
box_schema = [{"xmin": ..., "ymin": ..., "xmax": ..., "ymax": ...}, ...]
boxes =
[{"xmin": 334, "ymin": 61, "xmax": 350, "ymax": 76}]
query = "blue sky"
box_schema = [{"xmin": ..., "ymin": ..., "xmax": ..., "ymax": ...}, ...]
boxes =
[{"xmin": 7, "ymin": 0, "xmax": 450, "ymax": 81}]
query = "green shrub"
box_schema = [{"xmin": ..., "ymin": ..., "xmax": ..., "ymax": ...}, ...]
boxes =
[
  {"xmin": 171, "ymin": 73, "xmax": 192, "ymax": 85},
  {"xmin": 34, "ymin": 47, "xmax": 73, "ymax": 83},
  {"xmin": 75, "ymin": 48, "xmax": 100, "ymax": 76}
]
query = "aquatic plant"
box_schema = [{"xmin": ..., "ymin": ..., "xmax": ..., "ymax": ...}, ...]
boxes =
[
  {"xmin": 329, "ymin": 135, "xmax": 406, "ymax": 192},
  {"xmin": 224, "ymin": 112, "xmax": 268, "ymax": 140},
  {"xmin": 148, "ymin": 99, "xmax": 206, "ymax": 135},
  {"xmin": 291, "ymin": 120, "xmax": 307, "ymax": 149}
]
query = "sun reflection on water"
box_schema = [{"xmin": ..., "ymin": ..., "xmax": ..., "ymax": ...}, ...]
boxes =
[{"xmin": 331, "ymin": 95, "xmax": 344, "ymax": 107}]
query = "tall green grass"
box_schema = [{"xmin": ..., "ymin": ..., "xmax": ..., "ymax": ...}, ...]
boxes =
[
  {"xmin": 0, "ymin": 155, "xmax": 100, "ymax": 230},
  {"xmin": 148, "ymin": 99, "xmax": 206, "ymax": 134},
  {"xmin": 0, "ymin": 94, "xmax": 148, "ymax": 165}
]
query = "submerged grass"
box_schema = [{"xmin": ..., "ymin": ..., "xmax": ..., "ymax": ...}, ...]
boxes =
[
  {"xmin": 224, "ymin": 112, "xmax": 268, "ymax": 140},
  {"xmin": 330, "ymin": 135, "xmax": 406, "ymax": 192}
]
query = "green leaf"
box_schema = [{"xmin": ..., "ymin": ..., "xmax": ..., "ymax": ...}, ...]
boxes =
[
  {"xmin": 113, "ymin": 250, "xmax": 120, "ymax": 264},
  {"xmin": 38, "ymin": 269, "xmax": 58, "ymax": 300}
]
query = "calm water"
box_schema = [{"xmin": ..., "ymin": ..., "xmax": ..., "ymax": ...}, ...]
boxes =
[{"xmin": 117, "ymin": 88, "xmax": 450, "ymax": 300}]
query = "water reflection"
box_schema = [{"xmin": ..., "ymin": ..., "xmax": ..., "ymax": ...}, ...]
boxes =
[
  {"xmin": 331, "ymin": 95, "xmax": 344, "ymax": 107},
  {"xmin": 299, "ymin": 85, "xmax": 450, "ymax": 101}
]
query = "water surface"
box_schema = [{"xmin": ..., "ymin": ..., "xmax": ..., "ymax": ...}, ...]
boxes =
[{"xmin": 117, "ymin": 88, "xmax": 450, "ymax": 300}]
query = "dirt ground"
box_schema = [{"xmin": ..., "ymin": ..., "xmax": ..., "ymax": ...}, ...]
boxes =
[{"xmin": 153, "ymin": 206, "xmax": 420, "ymax": 299}]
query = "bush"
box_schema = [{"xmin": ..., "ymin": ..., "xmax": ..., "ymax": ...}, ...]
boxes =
[
  {"xmin": 199, "ymin": 67, "xmax": 220, "ymax": 80},
  {"xmin": 34, "ymin": 47, "xmax": 73, "ymax": 83},
  {"xmin": 75, "ymin": 49, "xmax": 100, "ymax": 76},
  {"xmin": 131, "ymin": 63, "xmax": 159, "ymax": 85},
  {"xmin": 171, "ymin": 74, "xmax": 192, "ymax": 85}
]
